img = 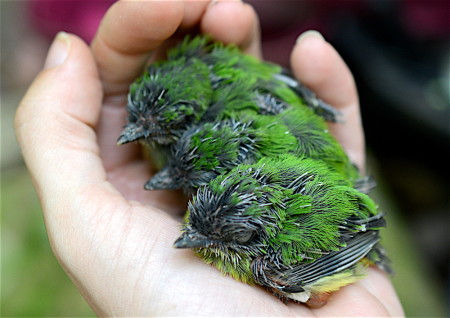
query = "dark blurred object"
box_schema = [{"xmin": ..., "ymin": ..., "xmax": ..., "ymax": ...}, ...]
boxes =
[
  {"xmin": 328, "ymin": 0, "xmax": 449, "ymax": 283},
  {"xmin": 330, "ymin": 1, "xmax": 449, "ymax": 138},
  {"xmin": 27, "ymin": 0, "xmax": 115, "ymax": 43},
  {"xmin": 247, "ymin": 0, "xmax": 366, "ymax": 66}
]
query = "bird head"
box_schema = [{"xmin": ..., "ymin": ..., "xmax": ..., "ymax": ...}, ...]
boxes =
[
  {"xmin": 146, "ymin": 120, "xmax": 259, "ymax": 193},
  {"xmin": 117, "ymin": 81, "xmax": 179, "ymax": 145},
  {"xmin": 118, "ymin": 60, "xmax": 211, "ymax": 146},
  {"xmin": 174, "ymin": 170, "xmax": 278, "ymax": 252},
  {"xmin": 144, "ymin": 124, "xmax": 222, "ymax": 193}
]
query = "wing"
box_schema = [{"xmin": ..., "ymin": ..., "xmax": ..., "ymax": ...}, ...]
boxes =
[
  {"xmin": 251, "ymin": 231, "xmax": 380, "ymax": 293},
  {"xmin": 274, "ymin": 71, "xmax": 342, "ymax": 123}
]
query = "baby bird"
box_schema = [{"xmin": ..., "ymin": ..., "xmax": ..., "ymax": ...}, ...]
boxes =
[
  {"xmin": 144, "ymin": 115, "xmax": 296, "ymax": 194},
  {"xmin": 174, "ymin": 155, "xmax": 389, "ymax": 307},
  {"xmin": 117, "ymin": 35, "xmax": 339, "ymax": 147},
  {"xmin": 145, "ymin": 107, "xmax": 357, "ymax": 194}
]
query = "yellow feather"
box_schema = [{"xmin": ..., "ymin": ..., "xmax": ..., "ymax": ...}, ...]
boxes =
[
  {"xmin": 308, "ymin": 261, "xmax": 368, "ymax": 294},
  {"xmin": 196, "ymin": 248, "xmax": 255, "ymax": 285}
]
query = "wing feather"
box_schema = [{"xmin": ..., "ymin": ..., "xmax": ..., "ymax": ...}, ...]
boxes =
[{"xmin": 252, "ymin": 231, "xmax": 380, "ymax": 292}]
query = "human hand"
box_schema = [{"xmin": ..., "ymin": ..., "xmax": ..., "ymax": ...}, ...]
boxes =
[{"xmin": 15, "ymin": 0, "xmax": 403, "ymax": 316}]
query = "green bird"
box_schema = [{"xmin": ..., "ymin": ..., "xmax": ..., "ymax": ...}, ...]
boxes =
[
  {"xmin": 174, "ymin": 154, "xmax": 389, "ymax": 307},
  {"xmin": 117, "ymin": 57, "xmax": 214, "ymax": 145},
  {"xmin": 117, "ymin": 35, "xmax": 340, "ymax": 146},
  {"xmin": 144, "ymin": 114, "xmax": 297, "ymax": 194},
  {"xmin": 145, "ymin": 106, "xmax": 358, "ymax": 194}
]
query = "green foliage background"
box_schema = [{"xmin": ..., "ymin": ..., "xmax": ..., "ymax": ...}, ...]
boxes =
[{"xmin": 1, "ymin": 167, "xmax": 94, "ymax": 317}]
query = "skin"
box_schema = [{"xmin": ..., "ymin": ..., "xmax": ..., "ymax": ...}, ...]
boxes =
[{"xmin": 15, "ymin": 0, "xmax": 404, "ymax": 316}]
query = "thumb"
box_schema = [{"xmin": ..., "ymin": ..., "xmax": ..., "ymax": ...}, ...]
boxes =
[
  {"xmin": 15, "ymin": 32, "xmax": 105, "ymax": 202},
  {"xmin": 14, "ymin": 32, "xmax": 126, "ymax": 256},
  {"xmin": 290, "ymin": 31, "xmax": 365, "ymax": 172}
]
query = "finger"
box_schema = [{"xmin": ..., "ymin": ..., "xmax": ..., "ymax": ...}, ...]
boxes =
[
  {"xmin": 14, "ymin": 32, "xmax": 121, "ymax": 263},
  {"xmin": 91, "ymin": 0, "xmax": 261, "ymax": 100},
  {"xmin": 149, "ymin": 1, "xmax": 262, "ymax": 64},
  {"xmin": 357, "ymin": 268, "xmax": 405, "ymax": 317},
  {"xmin": 15, "ymin": 33, "xmax": 104, "ymax": 197},
  {"xmin": 311, "ymin": 268, "xmax": 404, "ymax": 317},
  {"xmin": 201, "ymin": 0, "xmax": 262, "ymax": 58},
  {"xmin": 90, "ymin": 0, "xmax": 186, "ymax": 99},
  {"xmin": 290, "ymin": 31, "xmax": 365, "ymax": 171}
]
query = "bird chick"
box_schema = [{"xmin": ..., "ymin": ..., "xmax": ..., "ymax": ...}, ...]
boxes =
[
  {"xmin": 174, "ymin": 155, "xmax": 389, "ymax": 307},
  {"xmin": 118, "ymin": 35, "xmax": 340, "ymax": 147}
]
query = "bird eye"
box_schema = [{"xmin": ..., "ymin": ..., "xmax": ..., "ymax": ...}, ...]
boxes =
[
  {"xmin": 220, "ymin": 224, "xmax": 257, "ymax": 244},
  {"xmin": 234, "ymin": 230, "xmax": 255, "ymax": 244}
]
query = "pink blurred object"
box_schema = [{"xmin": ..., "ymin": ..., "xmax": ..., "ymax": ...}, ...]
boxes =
[
  {"xmin": 401, "ymin": 0, "xmax": 450, "ymax": 39},
  {"xmin": 27, "ymin": 0, "xmax": 115, "ymax": 43}
]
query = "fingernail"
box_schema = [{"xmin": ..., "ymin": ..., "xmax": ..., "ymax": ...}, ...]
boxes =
[
  {"xmin": 44, "ymin": 32, "xmax": 71, "ymax": 69},
  {"xmin": 296, "ymin": 30, "xmax": 325, "ymax": 44}
]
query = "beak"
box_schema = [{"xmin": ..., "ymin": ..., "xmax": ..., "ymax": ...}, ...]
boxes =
[
  {"xmin": 173, "ymin": 232, "xmax": 211, "ymax": 249},
  {"xmin": 144, "ymin": 166, "xmax": 179, "ymax": 190},
  {"xmin": 117, "ymin": 123, "xmax": 147, "ymax": 145}
]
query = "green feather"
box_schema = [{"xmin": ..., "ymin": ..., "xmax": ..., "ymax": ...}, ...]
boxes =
[{"xmin": 205, "ymin": 154, "xmax": 377, "ymax": 267}]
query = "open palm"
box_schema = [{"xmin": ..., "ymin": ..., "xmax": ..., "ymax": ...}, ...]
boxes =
[{"xmin": 15, "ymin": 1, "xmax": 403, "ymax": 316}]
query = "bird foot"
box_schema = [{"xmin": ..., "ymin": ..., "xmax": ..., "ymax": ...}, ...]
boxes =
[{"xmin": 305, "ymin": 292, "xmax": 331, "ymax": 308}]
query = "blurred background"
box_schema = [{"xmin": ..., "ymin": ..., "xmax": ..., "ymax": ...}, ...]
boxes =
[{"xmin": 1, "ymin": 0, "xmax": 448, "ymax": 316}]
